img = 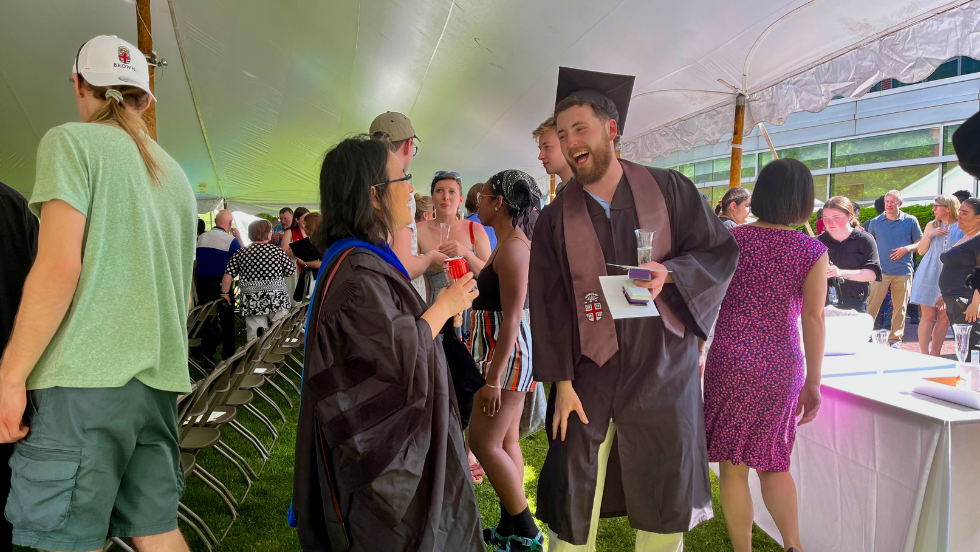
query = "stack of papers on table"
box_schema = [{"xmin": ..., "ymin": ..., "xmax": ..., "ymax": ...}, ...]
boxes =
[{"xmin": 912, "ymin": 377, "xmax": 980, "ymax": 410}]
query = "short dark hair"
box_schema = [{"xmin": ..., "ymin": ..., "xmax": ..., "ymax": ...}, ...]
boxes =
[
  {"xmin": 315, "ymin": 135, "xmax": 395, "ymax": 249},
  {"xmin": 874, "ymin": 195, "xmax": 886, "ymax": 215},
  {"xmin": 954, "ymin": 190, "xmax": 972, "ymax": 202},
  {"xmin": 750, "ymin": 158, "xmax": 815, "ymax": 226},
  {"xmin": 963, "ymin": 197, "xmax": 980, "ymax": 216},
  {"xmin": 279, "ymin": 207, "xmax": 293, "ymax": 215},
  {"xmin": 248, "ymin": 219, "xmax": 273, "ymax": 242},
  {"xmin": 554, "ymin": 96, "xmax": 612, "ymax": 128}
]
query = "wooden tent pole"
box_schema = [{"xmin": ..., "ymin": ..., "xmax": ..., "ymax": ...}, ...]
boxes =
[
  {"xmin": 728, "ymin": 94, "xmax": 746, "ymax": 188},
  {"xmin": 759, "ymin": 122, "xmax": 777, "ymax": 159},
  {"xmin": 137, "ymin": 0, "xmax": 156, "ymax": 140},
  {"xmin": 550, "ymin": 174, "xmax": 556, "ymax": 202}
]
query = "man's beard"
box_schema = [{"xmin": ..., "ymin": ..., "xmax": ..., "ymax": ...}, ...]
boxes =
[{"xmin": 567, "ymin": 138, "xmax": 614, "ymax": 186}]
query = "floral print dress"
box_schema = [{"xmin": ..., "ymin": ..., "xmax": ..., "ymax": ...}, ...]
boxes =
[{"xmin": 704, "ymin": 225, "xmax": 826, "ymax": 472}]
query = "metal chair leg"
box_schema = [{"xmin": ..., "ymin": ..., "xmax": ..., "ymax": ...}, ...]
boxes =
[
  {"xmin": 106, "ymin": 538, "xmax": 135, "ymax": 552},
  {"xmin": 194, "ymin": 464, "xmax": 240, "ymax": 507},
  {"xmin": 276, "ymin": 369, "xmax": 302, "ymax": 395},
  {"xmin": 214, "ymin": 440, "xmax": 256, "ymax": 488},
  {"xmin": 254, "ymin": 387, "xmax": 287, "ymax": 424},
  {"xmin": 230, "ymin": 420, "xmax": 271, "ymax": 460},
  {"xmin": 192, "ymin": 468, "xmax": 238, "ymax": 518},
  {"xmin": 216, "ymin": 439, "xmax": 259, "ymax": 478},
  {"xmin": 177, "ymin": 508, "xmax": 215, "ymax": 550},
  {"xmin": 244, "ymin": 403, "xmax": 279, "ymax": 440},
  {"xmin": 264, "ymin": 376, "xmax": 294, "ymax": 408}
]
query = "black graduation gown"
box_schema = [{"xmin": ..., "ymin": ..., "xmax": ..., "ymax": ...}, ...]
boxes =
[
  {"xmin": 293, "ymin": 249, "xmax": 483, "ymax": 552},
  {"xmin": 529, "ymin": 167, "xmax": 738, "ymax": 545}
]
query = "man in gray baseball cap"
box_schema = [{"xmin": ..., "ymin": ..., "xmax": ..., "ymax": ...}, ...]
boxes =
[{"xmin": 370, "ymin": 112, "xmax": 445, "ymax": 298}]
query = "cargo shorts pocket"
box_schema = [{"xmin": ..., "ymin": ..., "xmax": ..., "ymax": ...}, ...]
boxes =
[{"xmin": 5, "ymin": 442, "xmax": 82, "ymax": 532}]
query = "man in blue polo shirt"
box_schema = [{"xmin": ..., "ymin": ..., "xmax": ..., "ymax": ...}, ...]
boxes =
[
  {"xmin": 865, "ymin": 190, "xmax": 922, "ymax": 347},
  {"xmin": 196, "ymin": 209, "xmax": 242, "ymax": 358}
]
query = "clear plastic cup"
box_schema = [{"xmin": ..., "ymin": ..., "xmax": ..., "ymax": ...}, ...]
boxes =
[{"xmin": 635, "ymin": 229, "xmax": 656, "ymax": 265}]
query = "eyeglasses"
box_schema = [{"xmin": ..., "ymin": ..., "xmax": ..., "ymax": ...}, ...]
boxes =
[
  {"xmin": 68, "ymin": 42, "xmax": 84, "ymax": 85},
  {"xmin": 411, "ymin": 138, "xmax": 419, "ymax": 158},
  {"xmin": 374, "ymin": 174, "xmax": 412, "ymax": 188},
  {"xmin": 434, "ymin": 170, "xmax": 461, "ymax": 180},
  {"xmin": 476, "ymin": 193, "xmax": 499, "ymax": 204}
]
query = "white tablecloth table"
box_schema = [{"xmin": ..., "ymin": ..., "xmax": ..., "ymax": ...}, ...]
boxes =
[{"xmin": 712, "ymin": 345, "xmax": 980, "ymax": 552}]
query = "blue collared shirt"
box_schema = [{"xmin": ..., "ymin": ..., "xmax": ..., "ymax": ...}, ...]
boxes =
[{"xmin": 865, "ymin": 211, "xmax": 923, "ymax": 276}]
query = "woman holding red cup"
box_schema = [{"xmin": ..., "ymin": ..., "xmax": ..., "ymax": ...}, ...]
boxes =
[{"xmin": 417, "ymin": 171, "xmax": 493, "ymax": 304}]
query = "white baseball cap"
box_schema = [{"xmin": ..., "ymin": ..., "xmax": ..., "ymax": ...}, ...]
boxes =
[{"xmin": 72, "ymin": 35, "xmax": 156, "ymax": 101}]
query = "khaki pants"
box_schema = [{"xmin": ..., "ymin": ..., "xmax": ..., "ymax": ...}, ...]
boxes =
[
  {"xmin": 547, "ymin": 421, "xmax": 683, "ymax": 552},
  {"xmin": 867, "ymin": 274, "xmax": 912, "ymax": 344}
]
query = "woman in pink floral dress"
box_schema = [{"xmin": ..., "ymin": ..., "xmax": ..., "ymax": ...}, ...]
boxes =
[{"xmin": 704, "ymin": 158, "xmax": 829, "ymax": 552}]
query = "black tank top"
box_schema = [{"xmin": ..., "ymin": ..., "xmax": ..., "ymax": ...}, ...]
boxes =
[{"xmin": 471, "ymin": 251, "xmax": 530, "ymax": 312}]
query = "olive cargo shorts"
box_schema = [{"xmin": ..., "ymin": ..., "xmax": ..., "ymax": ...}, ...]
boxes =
[{"xmin": 6, "ymin": 378, "xmax": 184, "ymax": 551}]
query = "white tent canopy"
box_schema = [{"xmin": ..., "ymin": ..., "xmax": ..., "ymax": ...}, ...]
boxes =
[{"xmin": 2, "ymin": 0, "xmax": 979, "ymax": 214}]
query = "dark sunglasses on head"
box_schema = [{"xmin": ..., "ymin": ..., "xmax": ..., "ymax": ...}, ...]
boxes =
[{"xmin": 434, "ymin": 171, "xmax": 461, "ymax": 180}]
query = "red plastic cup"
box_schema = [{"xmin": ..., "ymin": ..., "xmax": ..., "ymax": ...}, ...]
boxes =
[{"xmin": 444, "ymin": 256, "xmax": 469, "ymax": 282}]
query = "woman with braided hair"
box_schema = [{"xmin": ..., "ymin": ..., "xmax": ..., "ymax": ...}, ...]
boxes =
[{"xmin": 468, "ymin": 170, "xmax": 544, "ymax": 551}]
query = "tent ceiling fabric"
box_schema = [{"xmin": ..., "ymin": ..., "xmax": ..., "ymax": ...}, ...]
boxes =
[{"xmin": 1, "ymin": 0, "xmax": 978, "ymax": 213}]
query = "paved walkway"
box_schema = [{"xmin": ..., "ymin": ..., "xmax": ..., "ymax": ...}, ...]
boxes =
[{"xmin": 895, "ymin": 320, "xmax": 956, "ymax": 358}]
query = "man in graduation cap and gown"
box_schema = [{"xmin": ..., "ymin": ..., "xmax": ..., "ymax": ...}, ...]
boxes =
[{"xmin": 529, "ymin": 68, "xmax": 739, "ymax": 551}]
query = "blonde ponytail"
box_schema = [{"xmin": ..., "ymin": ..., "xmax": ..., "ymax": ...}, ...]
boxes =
[{"xmin": 78, "ymin": 77, "xmax": 164, "ymax": 188}]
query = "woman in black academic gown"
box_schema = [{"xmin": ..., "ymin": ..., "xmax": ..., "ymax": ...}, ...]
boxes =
[{"xmin": 292, "ymin": 135, "xmax": 483, "ymax": 552}]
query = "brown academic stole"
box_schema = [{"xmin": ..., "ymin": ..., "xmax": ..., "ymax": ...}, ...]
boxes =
[{"xmin": 562, "ymin": 160, "xmax": 685, "ymax": 367}]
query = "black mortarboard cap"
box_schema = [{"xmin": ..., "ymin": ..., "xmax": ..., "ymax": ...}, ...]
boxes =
[{"xmin": 555, "ymin": 67, "xmax": 636, "ymax": 134}]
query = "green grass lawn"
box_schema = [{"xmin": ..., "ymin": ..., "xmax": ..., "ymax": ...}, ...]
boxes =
[
  {"xmin": 13, "ymin": 350, "xmax": 784, "ymax": 552},
  {"xmin": 173, "ymin": 376, "xmax": 782, "ymax": 552}
]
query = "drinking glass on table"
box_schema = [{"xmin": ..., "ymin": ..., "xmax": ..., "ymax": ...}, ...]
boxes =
[
  {"xmin": 871, "ymin": 329, "xmax": 889, "ymax": 347},
  {"xmin": 635, "ymin": 229, "xmax": 656, "ymax": 265},
  {"xmin": 871, "ymin": 329, "xmax": 889, "ymax": 376},
  {"xmin": 953, "ymin": 324, "xmax": 972, "ymax": 364}
]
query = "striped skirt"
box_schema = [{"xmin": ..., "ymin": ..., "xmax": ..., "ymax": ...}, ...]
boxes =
[{"xmin": 468, "ymin": 309, "xmax": 535, "ymax": 392}]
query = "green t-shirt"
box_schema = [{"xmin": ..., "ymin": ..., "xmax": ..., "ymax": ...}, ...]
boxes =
[{"xmin": 28, "ymin": 123, "xmax": 196, "ymax": 393}]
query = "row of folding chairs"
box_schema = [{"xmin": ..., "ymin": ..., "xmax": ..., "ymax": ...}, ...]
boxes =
[{"xmin": 172, "ymin": 301, "xmax": 309, "ymax": 549}]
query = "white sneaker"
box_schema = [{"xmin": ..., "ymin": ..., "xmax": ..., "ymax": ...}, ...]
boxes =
[{"xmin": 890, "ymin": 342, "xmax": 901, "ymax": 349}]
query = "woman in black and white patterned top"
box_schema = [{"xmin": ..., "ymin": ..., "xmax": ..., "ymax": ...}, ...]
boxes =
[{"xmin": 221, "ymin": 219, "xmax": 296, "ymax": 340}]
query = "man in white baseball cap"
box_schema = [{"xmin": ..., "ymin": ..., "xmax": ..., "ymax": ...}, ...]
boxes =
[{"xmin": 0, "ymin": 35, "xmax": 195, "ymax": 551}]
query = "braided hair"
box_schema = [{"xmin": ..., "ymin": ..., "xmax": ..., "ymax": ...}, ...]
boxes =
[{"xmin": 487, "ymin": 169, "xmax": 543, "ymax": 234}]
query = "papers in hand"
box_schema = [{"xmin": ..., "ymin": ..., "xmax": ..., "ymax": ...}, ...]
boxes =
[{"xmin": 599, "ymin": 275, "xmax": 661, "ymax": 319}]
